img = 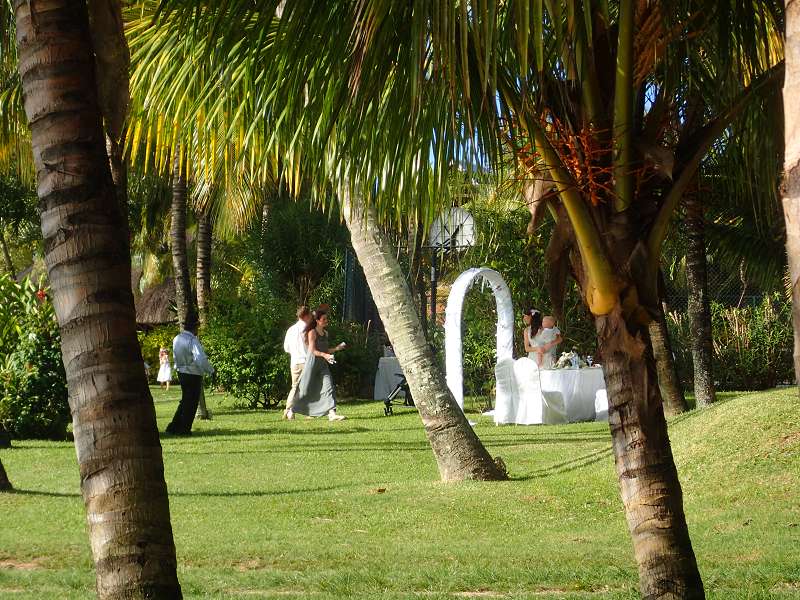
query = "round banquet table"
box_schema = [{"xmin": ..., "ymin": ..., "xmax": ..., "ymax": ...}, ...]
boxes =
[
  {"xmin": 538, "ymin": 367, "xmax": 606, "ymax": 422},
  {"xmin": 373, "ymin": 357, "xmax": 405, "ymax": 400}
]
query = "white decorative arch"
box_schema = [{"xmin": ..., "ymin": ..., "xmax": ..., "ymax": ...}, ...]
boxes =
[{"xmin": 444, "ymin": 267, "xmax": 515, "ymax": 411}]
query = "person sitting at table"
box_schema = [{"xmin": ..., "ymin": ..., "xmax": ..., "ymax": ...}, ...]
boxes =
[{"xmin": 533, "ymin": 315, "xmax": 562, "ymax": 369}]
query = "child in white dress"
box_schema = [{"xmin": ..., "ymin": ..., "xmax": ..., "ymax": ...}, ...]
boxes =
[
  {"xmin": 531, "ymin": 316, "xmax": 562, "ymax": 369},
  {"xmin": 157, "ymin": 347, "xmax": 172, "ymax": 391}
]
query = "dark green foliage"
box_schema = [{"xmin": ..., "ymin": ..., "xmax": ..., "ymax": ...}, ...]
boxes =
[
  {"xmin": 324, "ymin": 320, "xmax": 382, "ymax": 399},
  {"xmin": 0, "ymin": 174, "xmax": 37, "ymax": 232},
  {"xmin": 261, "ymin": 197, "xmax": 349, "ymax": 306},
  {"xmin": 201, "ymin": 273, "xmax": 292, "ymax": 408},
  {"xmin": 0, "ymin": 175, "xmax": 41, "ymax": 271},
  {"xmin": 668, "ymin": 294, "xmax": 794, "ymax": 391},
  {"xmin": 0, "ymin": 276, "xmax": 69, "ymax": 440}
]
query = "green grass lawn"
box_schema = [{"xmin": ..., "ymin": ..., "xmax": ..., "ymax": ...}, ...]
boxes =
[{"xmin": 1, "ymin": 388, "xmax": 799, "ymax": 599}]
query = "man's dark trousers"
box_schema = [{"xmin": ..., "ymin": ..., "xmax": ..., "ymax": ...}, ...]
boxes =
[{"xmin": 167, "ymin": 372, "xmax": 203, "ymax": 434}]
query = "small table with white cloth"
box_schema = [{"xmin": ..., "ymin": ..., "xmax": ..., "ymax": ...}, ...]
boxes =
[
  {"xmin": 539, "ymin": 367, "xmax": 606, "ymax": 422},
  {"xmin": 373, "ymin": 357, "xmax": 405, "ymax": 400}
]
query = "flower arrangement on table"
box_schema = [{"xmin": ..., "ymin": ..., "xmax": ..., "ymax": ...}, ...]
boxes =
[{"xmin": 553, "ymin": 350, "xmax": 589, "ymax": 369}]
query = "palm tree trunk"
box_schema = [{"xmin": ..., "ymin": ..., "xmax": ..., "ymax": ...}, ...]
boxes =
[
  {"xmin": 597, "ymin": 308, "xmax": 704, "ymax": 598},
  {"xmin": 649, "ymin": 302, "xmax": 688, "ymax": 416},
  {"xmin": 14, "ymin": 2, "xmax": 181, "ymax": 597},
  {"xmin": 196, "ymin": 210, "xmax": 212, "ymax": 328},
  {"xmin": 685, "ymin": 194, "xmax": 716, "ymax": 407},
  {"xmin": 0, "ymin": 228, "xmax": 15, "ymax": 276},
  {"xmin": 194, "ymin": 210, "xmax": 212, "ymax": 420},
  {"xmin": 171, "ymin": 151, "xmax": 195, "ymax": 330},
  {"xmin": 0, "ymin": 457, "xmax": 11, "ymax": 491},
  {"xmin": 409, "ymin": 223, "xmax": 428, "ymax": 340},
  {"xmin": 783, "ymin": 0, "xmax": 800, "ymax": 392},
  {"xmin": 343, "ymin": 195, "xmax": 506, "ymax": 481}
]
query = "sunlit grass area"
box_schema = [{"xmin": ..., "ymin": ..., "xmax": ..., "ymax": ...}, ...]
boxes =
[{"xmin": 1, "ymin": 387, "xmax": 798, "ymax": 599}]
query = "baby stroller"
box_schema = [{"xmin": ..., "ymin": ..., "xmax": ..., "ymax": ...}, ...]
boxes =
[{"xmin": 383, "ymin": 373, "xmax": 415, "ymax": 416}]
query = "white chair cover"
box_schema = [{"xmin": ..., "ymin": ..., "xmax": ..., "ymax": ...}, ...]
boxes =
[
  {"xmin": 594, "ymin": 389, "xmax": 609, "ymax": 422},
  {"xmin": 494, "ymin": 357, "xmax": 566, "ymax": 425}
]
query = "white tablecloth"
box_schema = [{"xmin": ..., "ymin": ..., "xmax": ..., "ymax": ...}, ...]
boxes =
[
  {"xmin": 373, "ymin": 357, "xmax": 405, "ymax": 400},
  {"xmin": 539, "ymin": 367, "xmax": 606, "ymax": 422}
]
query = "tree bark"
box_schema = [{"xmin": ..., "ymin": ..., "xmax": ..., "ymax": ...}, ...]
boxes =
[
  {"xmin": 0, "ymin": 228, "xmax": 15, "ymax": 276},
  {"xmin": 171, "ymin": 151, "xmax": 195, "ymax": 330},
  {"xmin": 649, "ymin": 302, "xmax": 688, "ymax": 416},
  {"xmin": 685, "ymin": 194, "xmax": 716, "ymax": 407},
  {"xmin": 194, "ymin": 210, "xmax": 212, "ymax": 420},
  {"xmin": 597, "ymin": 307, "xmax": 704, "ymax": 598},
  {"xmin": 783, "ymin": 0, "xmax": 800, "ymax": 391},
  {"xmin": 0, "ymin": 457, "xmax": 11, "ymax": 491},
  {"xmin": 196, "ymin": 209, "xmax": 212, "ymax": 328},
  {"xmin": 409, "ymin": 222, "xmax": 428, "ymax": 340},
  {"xmin": 87, "ymin": 0, "xmax": 129, "ymax": 243},
  {"xmin": 343, "ymin": 195, "xmax": 506, "ymax": 481},
  {"xmin": 14, "ymin": 2, "xmax": 181, "ymax": 598}
]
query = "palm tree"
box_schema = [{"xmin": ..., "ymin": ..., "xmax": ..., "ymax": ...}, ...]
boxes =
[
  {"xmin": 0, "ymin": 457, "xmax": 10, "ymax": 491},
  {"xmin": 170, "ymin": 150, "xmax": 196, "ymax": 330},
  {"xmin": 196, "ymin": 208, "xmax": 212, "ymax": 327},
  {"xmin": 9, "ymin": 2, "xmax": 181, "ymax": 597},
  {"xmin": 124, "ymin": 4, "xmax": 506, "ymax": 481},
  {"xmin": 0, "ymin": 227, "xmax": 13, "ymax": 275},
  {"xmin": 152, "ymin": 3, "xmax": 783, "ymax": 595},
  {"xmin": 784, "ymin": 0, "xmax": 800, "ymax": 391},
  {"xmin": 344, "ymin": 194, "xmax": 506, "ymax": 480},
  {"xmin": 685, "ymin": 192, "xmax": 717, "ymax": 407},
  {"xmin": 195, "ymin": 203, "xmax": 213, "ymax": 420},
  {"xmin": 649, "ymin": 300, "xmax": 689, "ymax": 415}
]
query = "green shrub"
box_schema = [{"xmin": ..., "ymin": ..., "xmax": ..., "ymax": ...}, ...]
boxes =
[
  {"xmin": 667, "ymin": 294, "xmax": 794, "ymax": 391},
  {"xmin": 324, "ymin": 320, "xmax": 382, "ymax": 398},
  {"xmin": 0, "ymin": 277, "xmax": 69, "ymax": 440},
  {"xmin": 201, "ymin": 277, "xmax": 294, "ymax": 408}
]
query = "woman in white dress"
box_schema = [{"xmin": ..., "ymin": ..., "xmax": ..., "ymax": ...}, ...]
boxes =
[
  {"xmin": 157, "ymin": 347, "xmax": 172, "ymax": 391},
  {"xmin": 522, "ymin": 308, "xmax": 543, "ymax": 365},
  {"xmin": 523, "ymin": 310, "xmax": 563, "ymax": 368}
]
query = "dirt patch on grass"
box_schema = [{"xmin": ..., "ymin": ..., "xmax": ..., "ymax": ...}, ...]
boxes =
[
  {"xmin": 0, "ymin": 557, "xmax": 44, "ymax": 570},
  {"xmin": 780, "ymin": 431, "xmax": 800, "ymax": 448},
  {"xmin": 770, "ymin": 581, "xmax": 800, "ymax": 593}
]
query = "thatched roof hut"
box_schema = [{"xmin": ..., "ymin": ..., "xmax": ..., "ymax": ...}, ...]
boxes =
[{"xmin": 135, "ymin": 277, "xmax": 176, "ymax": 329}]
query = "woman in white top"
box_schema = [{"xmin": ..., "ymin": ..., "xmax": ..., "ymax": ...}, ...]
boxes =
[
  {"xmin": 523, "ymin": 310, "xmax": 562, "ymax": 368},
  {"xmin": 532, "ymin": 315, "xmax": 562, "ymax": 368},
  {"xmin": 522, "ymin": 308, "xmax": 542, "ymax": 363}
]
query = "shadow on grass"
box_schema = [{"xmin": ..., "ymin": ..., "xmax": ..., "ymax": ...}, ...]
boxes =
[
  {"xmin": 7, "ymin": 484, "xmax": 355, "ymax": 499},
  {"xmin": 161, "ymin": 426, "xmax": 376, "ymax": 439},
  {"xmin": 514, "ymin": 446, "xmax": 613, "ymax": 480},
  {"xmin": 478, "ymin": 432, "xmax": 610, "ymax": 444},
  {"xmin": 169, "ymin": 484, "xmax": 352, "ymax": 498},
  {"xmin": 171, "ymin": 442, "xmax": 433, "ymax": 455},
  {"xmin": 7, "ymin": 488, "xmax": 80, "ymax": 498},
  {"xmin": 171, "ymin": 434, "xmax": 613, "ymax": 456}
]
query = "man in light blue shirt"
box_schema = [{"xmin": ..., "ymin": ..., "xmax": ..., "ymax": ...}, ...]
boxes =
[{"xmin": 166, "ymin": 313, "xmax": 214, "ymax": 435}]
